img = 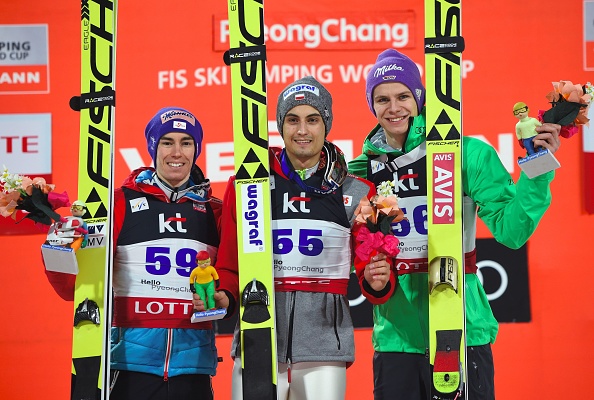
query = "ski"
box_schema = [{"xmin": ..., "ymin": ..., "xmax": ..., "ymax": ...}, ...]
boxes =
[
  {"xmin": 424, "ymin": 1, "xmax": 467, "ymax": 399},
  {"xmin": 225, "ymin": 0, "xmax": 278, "ymax": 399},
  {"xmin": 69, "ymin": 0, "xmax": 117, "ymax": 399}
]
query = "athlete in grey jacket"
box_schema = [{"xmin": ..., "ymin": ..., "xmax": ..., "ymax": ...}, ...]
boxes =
[{"xmin": 216, "ymin": 76, "xmax": 376, "ymax": 400}]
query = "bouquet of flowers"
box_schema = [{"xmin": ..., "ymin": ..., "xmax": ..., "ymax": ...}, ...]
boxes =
[
  {"xmin": 354, "ymin": 180, "xmax": 406, "ymax": 262},
  {"xmin": 539, "ymin": 81, "xmax": 593, "ymax": 139},
  {"xmin": 0, "ymin": 166, "xmax": 70, "ymax": 226}
]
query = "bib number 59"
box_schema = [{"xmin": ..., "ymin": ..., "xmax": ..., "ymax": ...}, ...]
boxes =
[{"xmin": 145, "ymin": 247, "xmax": 197, "ymax": 277}]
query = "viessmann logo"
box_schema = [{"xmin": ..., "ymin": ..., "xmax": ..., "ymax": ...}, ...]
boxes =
[
  {"xmin": 0, "ymin": 25, "xmax": 50, "ymax": 94},
  {"xmin": 214, "ymin": 11, "xmax": 415, "ymax": 50}
]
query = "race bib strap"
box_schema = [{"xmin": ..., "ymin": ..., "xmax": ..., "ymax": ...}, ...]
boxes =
[
  {"xmin": 274, "ymin": 278, "xmax": 349, "ymax": 295},
  {"xmin": 396, "ymin": 248, "xmax": 477, "ymax": 275}
]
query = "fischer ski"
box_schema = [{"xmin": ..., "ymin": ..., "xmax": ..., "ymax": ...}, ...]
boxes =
[
  {"xmin": 424, "ymin": 1, "xmax": 467, "ymax": 399},
  {"xmin": 69, "ymin": 0, "xmax": 117, "ymax": 399},
  {"xmin": 225, "ymin": 0, "xmax": 278, "ymax": 399}
]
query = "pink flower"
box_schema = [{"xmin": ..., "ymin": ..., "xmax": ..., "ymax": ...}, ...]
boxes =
[
  {"xmin": 355, "ymin": 225, "xmax": 400, "ymax": 261},
  {"xmin": 48, "ymin": 191, "xmax": 71, "ymax": 210}
]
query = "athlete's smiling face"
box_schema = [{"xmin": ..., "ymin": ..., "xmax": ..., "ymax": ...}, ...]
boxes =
[
  {"xmin": 282, "ymin": 104, "xmax": 326, "ymax": 170},
  {"xmin": 155, "ymin": 132, "xmax": 195, "ymax": 188},
  {"xmin": 373, "ymin": 82, "xmax": 419, "ymax": 148}
]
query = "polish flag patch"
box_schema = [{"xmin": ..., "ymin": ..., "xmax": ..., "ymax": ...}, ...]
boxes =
[{"xmin": 295, "ymin": 94, "xmax": 305, "ymax": 100}]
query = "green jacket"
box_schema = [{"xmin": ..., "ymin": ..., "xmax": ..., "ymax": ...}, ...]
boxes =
[{"xmin": 348, "ymin": 111, "xmax": 553, "ymax": 353}]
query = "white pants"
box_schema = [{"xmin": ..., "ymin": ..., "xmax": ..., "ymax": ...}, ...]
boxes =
[{"xmin": 231, "ymin": 357, "xmax": 347, "ymax": 400}]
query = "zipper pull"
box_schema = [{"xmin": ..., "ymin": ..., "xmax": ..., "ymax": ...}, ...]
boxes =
[{"xmin": 163, "ymin": 370, "xmax": 169, "ymax": 382}]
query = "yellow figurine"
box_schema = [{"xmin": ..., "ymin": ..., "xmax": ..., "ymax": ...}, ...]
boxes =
[
  {"xmin": 189, "ymin": 251, "xmax": 219, "ymax": 310},
  {"xmin": 513, "ymin": 102, "xmax": 542, "ymax": 156}
]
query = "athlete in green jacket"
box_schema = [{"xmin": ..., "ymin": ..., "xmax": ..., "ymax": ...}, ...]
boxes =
[{"xmin": 348, "ymin": 49, "xmax": 561, "ymax": 400}]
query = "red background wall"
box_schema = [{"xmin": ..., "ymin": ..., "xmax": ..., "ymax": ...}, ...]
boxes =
[{"xmin": 1, "ymin": 0, "xmax": 593, "ymax": 398}]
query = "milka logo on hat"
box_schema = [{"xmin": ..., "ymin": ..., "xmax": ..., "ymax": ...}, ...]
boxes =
[
  {"xmin": 373, "ymin": 63, "xmax": 404, "ymax": 78},
  {"xmin": 283, "ymin": 84, "xmax": 320, "ymax": 100},
  {"xmin": 160, "ymin": 109, "xmax": 196, "ymax": 125}
]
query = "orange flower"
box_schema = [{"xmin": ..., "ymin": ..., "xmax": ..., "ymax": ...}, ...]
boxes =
[
  {"xmin": 25, "ymin": 177, "xmax": 54, "ymax": 195},
  {"xmin": 354, "ymin": 193, "xmax": 407, "ymax": 236},
  {"xmin": 374, "ymin": 194, "xmax": 406, "ymax": 223},
  {"xmin": 354, "ymin": 197, "xmax": 376, "ymax": 225},
  {"xmin": 0, "ymin": 191, "xmax": 21, "ymax": 218}
]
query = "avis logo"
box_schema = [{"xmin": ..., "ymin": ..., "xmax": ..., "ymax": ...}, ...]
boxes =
[
  {"xmin": 159, "ymin": 213, "xmax": 187, "ymax": 233},
  {"xmin": 432, "ymin": 153, "xmax": 454, "ymax": 224}
]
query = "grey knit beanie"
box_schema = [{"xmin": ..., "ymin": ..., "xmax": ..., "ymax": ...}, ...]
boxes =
[{"xmin": 276, "ymin": 76, "xmax": 333, "ymax": 137}]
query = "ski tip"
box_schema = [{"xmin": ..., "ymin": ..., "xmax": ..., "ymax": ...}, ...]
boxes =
[
  {"xmin": 223, "ymin": 50, "xmax": 230, "ymax": 66},
  {"xmin": 69, "ymin": 96, "xmax": 81, "ymax": 112}
]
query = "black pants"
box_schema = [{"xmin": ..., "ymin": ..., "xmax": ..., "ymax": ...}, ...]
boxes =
[
  {"xmin": 109, "ymin": 370, "xmax": 214, "ymax": 400},
  {"xmin": 373, "ymin": 344, "xmax": 495, "ymax": 400}
]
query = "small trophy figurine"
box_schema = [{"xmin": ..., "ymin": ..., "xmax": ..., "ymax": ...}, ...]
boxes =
[
  {"xmin": 189, "ymin": 250, "xmax": 226, "ymax": 322},
  {"xmin": 513, "ymin": 101, "xmax": 560, "ymax": 178},
  {"xmin": 42, "ymin": 200, "xmax": 89, "ymax": 274},
  {"xmin": 515, "ymin": 81, "xmax": 593, "ymax": 178}
]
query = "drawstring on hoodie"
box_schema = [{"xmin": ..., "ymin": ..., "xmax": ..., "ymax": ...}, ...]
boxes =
[
  {"xmin": 286, "ymin": 293, "xmax": 297, "ymax": 383},
  {"xmin": 333, "ymin": 294, "xmax": 341, "ymax": 350},
  {"xmin": 163, "ymin": 328, "xmax": 173, "ymax": 381},
  {"xmin": 109, "ymin": 370, "xmax": 119, "ymax": 393}
]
